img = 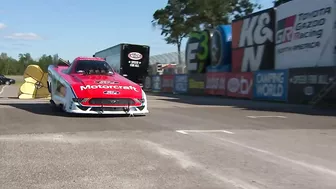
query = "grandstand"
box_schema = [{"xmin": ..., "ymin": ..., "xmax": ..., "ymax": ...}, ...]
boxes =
[
  {"xmin": 150, "ymin": 51, "xmax": 185, "ymax": 65},
  {"xmin": 149, "ymin": 51, "xmax": 187, "ymax": 74}
]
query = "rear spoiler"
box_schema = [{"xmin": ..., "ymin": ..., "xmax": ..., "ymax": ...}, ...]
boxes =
[
  {"xmin": 52, "ymin": 54, "xmax": 70, "ymax": 67},
  {"xmin": 58, "ymin": 58, "xmax": 70, "ymax": 66}
]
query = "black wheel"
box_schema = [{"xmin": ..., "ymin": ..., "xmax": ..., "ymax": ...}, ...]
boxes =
[
  {"xmin": 50, "ymin": 99, "xmax": 62, "ymax": 112},
  {"xmin": 59, "ymin": 104, "xmax": 67, "ymax": 112},
  {"xmin": 50, "ymin": 99, "xmax": 57, "ymax": 109}
]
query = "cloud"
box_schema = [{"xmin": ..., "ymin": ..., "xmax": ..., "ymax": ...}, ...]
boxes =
[
  {"xmin": 4, "ymin": 32, "xmax": 42, "ymax": 40},
  {"xmin": 0, "ymin": 23, "xmax": 6, "ymax": 30}
]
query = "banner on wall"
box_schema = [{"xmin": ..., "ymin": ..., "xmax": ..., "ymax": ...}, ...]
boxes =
[
  {"xmin": 174, "ymin": 74, "xmax": 188, "ymax": 93},
  {"xmin": 144, "ymin": 76, "xmax": 151, "ymax": 91},
  {"xmin": 185, "ymin": 31, "xmax": 211, "ymax": 74},
  {"xmin": 205, "ymin": 72, "xmax": 226, "ymax": 95},
  {"xmin": 275, "ymin": 0, "xmax": 336, "ymax": 69},
  {"xmin": 207, "ymin": 25, "xmax": 232, "ymax": 72},
  {"xmin": 231, "ymin": 8, "xmax": 275, "ymax": 72},
  {"xmin": 151, "ymin": 75, "xmax": 161, "ymax": 92},
  {"xmin": 253, "ymin": 70, "xmax": 288, "ymax": 101},
  {"xmin": 288, "ymin": 67, "xmax": 336, "ymax": 103},
  {"xmin": 161, "ymin": 75, "xmax": 174, "ymax": 92},
  {"xmin": 188, "ymin": 74, "xmax": 205, "ymax": 95},
  {"xmin": 226, "ymin": 72, "xmax": 253, "ymax": 98}
]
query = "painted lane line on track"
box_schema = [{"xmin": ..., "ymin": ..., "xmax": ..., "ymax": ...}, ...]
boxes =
[
  {"xmin": 176, "ymin": 130, "xmax": 188, "ymax": 135},
  {"xmin": 205, "ymin": 133, "xmax": 336, "ymax": 178},
  {"xmin": 0, "ymin": 134, "xmax": 122, "ymax": 143},
  {"xmin": 141, "ymin": 140, "xmax": 259, "ymax": 189},
  {"xmin": 247, "ymin": 115, "xmax": 287, "ymax": 119},
  {"xmin": 176, "ymin": 130, "xmax": 234, "ymax": 135}
]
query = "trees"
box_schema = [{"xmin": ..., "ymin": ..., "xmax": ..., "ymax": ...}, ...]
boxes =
[
  {"xmin": 0, "ymin": 53, "xmax": 54, "ymax": 75},
  {"xmin": 152, "ymin": 0, "xmax": 261, "ymax": 59},
  {"xmin": 152, "ymin": 0, "xmax": 193, "ymax": 65},
  {"xmin": 184, "ymin": 0, "xmax": 261, "ymax": 29}
]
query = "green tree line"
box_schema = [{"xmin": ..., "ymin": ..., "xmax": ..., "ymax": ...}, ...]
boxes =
[{"xmin": 0, "ymin": 52, "xmax": 53, "ymax": 75}]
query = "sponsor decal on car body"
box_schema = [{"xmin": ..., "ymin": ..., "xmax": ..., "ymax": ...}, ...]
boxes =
[
  {"xmin": 96, "ymin": 80, "xmax": 119, "ymax": 84},
  {"xmin": 80, "ymin": 85, "xmax": 139, "ymax": 92},
  {"xmin": 103, "ymin": 91, "xmax": 120, "ymax": 95}
]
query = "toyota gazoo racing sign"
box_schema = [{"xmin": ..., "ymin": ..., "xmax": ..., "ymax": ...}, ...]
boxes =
[
  {"xmin": 275, "ymin": 0, "xmax": 336, "ymax": 69},
  {"xmin": 226, "ymin": 73, "xmax": 253, "ymax": 99}
]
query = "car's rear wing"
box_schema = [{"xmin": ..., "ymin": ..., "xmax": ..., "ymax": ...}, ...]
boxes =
[
  {"xmin": 58, "ymin": 58, "xmax": 70, "ymax": 66},
  {"xmin": 52, "ymin": 54, "xmax": 70, "ymax": 67}
]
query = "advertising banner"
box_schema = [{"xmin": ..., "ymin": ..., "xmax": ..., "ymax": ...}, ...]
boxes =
[
  {"xmin": 188, "ymin": 73, "xmax": 205, "ymax": 95},
  {"xmin": 207, "ymin": 25, "xmax": 232, "ymax": 72},
  {"xmin": 144, "ymin": 76, "xmax": 152, "ymax": 91},
  {"xmin": 226, "ymin": 72, "xmax": 253, "ymax": 98},
  {"xmin": 288, "ymin": 67, "xmax": 336, "ymax": 103},
  {"xmin": 232, "ymin": 8, "xmax": 275, "ymax": 72},
  {"xmin": 185, "ymin": 31, "xmax": 211, "ymax": 74},
  {"xmin": 275, "ymin": 0, "xmax": 336, "ymax": 69},
  {"xmin": 161, "ymin": 74, "xmax": 174, "ymax": 93},
  {"xmin": 253, "ymin": 70, "xmax": 288, "ymax": 101},
  {"xmin": 151, "ymin": 75, "xmax": 161, "ymax": 92},
  {"xmin": 173, "ymin": 74, "xmax": 188, "ymax": 93},
  {"xmin": 205, "ymin": 72, "xmax": 226, "ymax": 95}
]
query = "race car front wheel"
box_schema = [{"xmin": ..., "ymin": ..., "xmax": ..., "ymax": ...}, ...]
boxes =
[{"xmin": 49, "ymin": 99, "xmax": 63, "ymax": 112}]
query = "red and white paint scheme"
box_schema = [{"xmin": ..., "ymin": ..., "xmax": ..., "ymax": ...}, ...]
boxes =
[{"xmin": 47, "ymin": 56, "xmax": 149, "ymax": 115}]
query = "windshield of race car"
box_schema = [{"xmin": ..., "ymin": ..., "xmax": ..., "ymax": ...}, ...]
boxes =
[{"xmin": 75, "ymin": 60, "xmax": 113, "ymax": 75}]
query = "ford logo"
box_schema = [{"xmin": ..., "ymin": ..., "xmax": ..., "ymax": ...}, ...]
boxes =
[
  {"xmin": 96, "ymin": 80, "xmax": 118, "ymax": 84},
  {"xmin": 103, "ymin": 91, "xmax": 120, "ymax": 95},
  {"xmin": 128, "ymin": 52, "xmax": 143, "ymax": 60}
]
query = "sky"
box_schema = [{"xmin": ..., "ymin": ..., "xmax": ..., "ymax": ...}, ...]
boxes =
[{"xmin": 0, "ymin": 0, "xmax": 273, "ymax": 61}]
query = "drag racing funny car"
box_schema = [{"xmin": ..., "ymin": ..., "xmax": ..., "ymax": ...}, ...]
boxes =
[{"xmin": 47, "ymin": 56, "xmax": 149, "ymax": 115}]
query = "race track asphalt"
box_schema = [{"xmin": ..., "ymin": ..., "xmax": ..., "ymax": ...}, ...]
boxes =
[{"xmin": 1, "ymin": 85, "xmax": 336, "ymax": 189}]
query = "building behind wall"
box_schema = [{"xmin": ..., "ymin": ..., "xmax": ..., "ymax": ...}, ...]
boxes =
[{"xmin": 149, "ymin": 51, "xmax": 186, "ymax": 75}]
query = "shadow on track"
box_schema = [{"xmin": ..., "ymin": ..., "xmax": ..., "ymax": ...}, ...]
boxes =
[
  {"xmin": 0, "ymin": 103, "xmax": 143, "ymax": 118},
  {"xmin": 148, "ymin": 92, "xmax": 336, "ymax": 117}
]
